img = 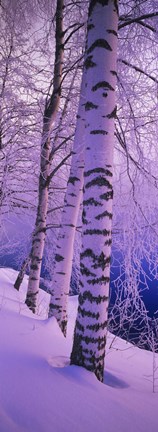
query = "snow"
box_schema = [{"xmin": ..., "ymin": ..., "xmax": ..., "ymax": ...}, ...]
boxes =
[{"xmin": 0, "ymin": 267, "xmax": 157, "ymax": 432}]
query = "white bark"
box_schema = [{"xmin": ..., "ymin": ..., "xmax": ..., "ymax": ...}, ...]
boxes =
[
  {"xmin": 25, "ymin": 0, "xmax": 64, "ymax": 313},
  {"xmin": 71, "ymin": 0, "xmax": 118, "ymax": 382},
  {"xmin": 48, "ymin": 75, "xmax": 86, "ymax": 335}
]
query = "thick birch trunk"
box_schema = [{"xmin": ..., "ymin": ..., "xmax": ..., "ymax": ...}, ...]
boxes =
[
  {"xmin": 48, "ymin": 76, "xmax": 86, "ymax": 335},
  {"xmin": 25, "ymin": 0, "xmax": 64, "ymax": 313},
  {"xmin": 70, "ymin": 0, "xmax": 118, "ymax": 382}
]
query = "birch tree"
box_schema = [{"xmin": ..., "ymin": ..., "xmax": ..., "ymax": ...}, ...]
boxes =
[
  {"xmin": 70, "ymin": 0, "xmax": 118, "ymax": 382},
  {"xmin": 25, "ymin": 0, "xmax": 64, "ymax": 312},
  {"xmin": 48, "ymin": 74, "xmax": 86, "ymax": 335}
]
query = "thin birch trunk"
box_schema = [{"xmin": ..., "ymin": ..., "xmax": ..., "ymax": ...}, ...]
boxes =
[
  {"xmin": 48, "ymin": 75, "xmax": 86, "ymax": 335},
  {"xmin": 14, "ymin": 74, "xmax": 75, "ymax": 293},
  {"xmin": 25, "ymin": 0, "xmax": 64, "ymax": 313},
  {"xmin": 14, "ymin": 255, "xmax": 31, "ymax": 291},
  {"xmin": 70, "ymin": 0, "xmax": 118, "ymax": 382}
]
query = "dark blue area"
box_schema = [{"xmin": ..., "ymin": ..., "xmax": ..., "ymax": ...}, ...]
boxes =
[
  {"xmin": 110, "ymin": 261, "xmax": 158, "ymax": 317},
  {"xmin": 1, "ymin": 249, "xmax": 158, "ymax": 350},
  {"xmin": 1, "ymin": 251, "xmax": 158, "ymax": 316},
  {"xmin": 1, "ymin": 250, "xmax": 158, "ymax": 315}
]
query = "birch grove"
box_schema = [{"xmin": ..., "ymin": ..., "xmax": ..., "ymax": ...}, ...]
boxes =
[
  {"xmin": 1, "ymin": 0, "xmax": 158, "ymax": 384},
  {"xmin": 70, "ymin": 0, "xmax": 118, "ymax": 382}
]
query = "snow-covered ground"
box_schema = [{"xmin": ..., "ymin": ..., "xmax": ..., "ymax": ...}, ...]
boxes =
[{"xmin": 0, "ymin": 267, "xmax": 157, "ymax": 432}]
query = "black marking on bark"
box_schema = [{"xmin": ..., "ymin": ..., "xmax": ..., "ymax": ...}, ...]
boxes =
[
  {"xmin": 95, "ymin": 210, "xmax": 112, "ymax": 220},
  {"xmin": 83, "ymin": 351, "xmax": 105, "ymax": 363},
  {"xmin": 76, "ymin": 319, "xmax": 85, "ymax": 332},
  {"xmin": 83, "ymin": 228, "xmax": 111, "ymax": 236},
  {"xmin": 114, "ymin": 0, "xmax": 119, "ymax": 15},
  {"xmin": 107, "ymin": 106, "xmax": 117, "ymax": 119},
  {"xmin": 70, "ymin": 333, "xmax": 84, "ymax": 373},
  {"xmin": 85, "ymin": 101, "xmax": 98, "ymax": 111},
  {"xmin": 55, "ymin": 254, "xmax": 64, "ymax": 262},
  {"xmin": 56, "ymin": 271, "xmax": 66, "ymax": 275},
  {"xmin": 87, "ymin": 275, "xmax": 110, "ymax": 285},
  {"xmin": 102, "ymin": 93, "xmax": 108, "ymax": 98},
  {"xmin": 33, "ymin": 256, "xmax": 42, "ymax": 262},
  {"xmin": 79, "ymin": 279, "xmax": 84, "ymax": 288},
  {"xmin": 70, "ymin": 330, "xmax": 106, "ymax": 382},
  {"xmin": 65, "ymin": 223, "xmax": 75, "ymax": 227},
  {"xmin": 89, "ymin": 0, "xmax": 109, "ymax": 16},
  {"xmin": 81, "ymin": 248, "xmax": 95, "ymax": 259},
  {"xmin": 87, "ymin": 320, "xmax": 108, "ymax": 331},
  {"xmin": 79, "ymin": 290, "xmax": 109, "ymax": 305},
  {"xmin": 104, "ymin": 238, "xmax": 112, "ymax": 246},
  {"xmin": 87, "ymin": 39, "xmax": 112, "ymax": 54},
  {"xmin": 100, "ymin": 190, "xmax": 113, "ymax": 200},
  {"xmin": 80, "ymin": 263, "xmax": 96, "ymax": 277},
  {"xmin": 68, "ymin": 192, "xmax": 76, "ymax": 197},
  {"xmin": 93, "ymin": 254, "xmax": 111, "ymax": 270},
  {"xmin": 107, "ymin": 29, "xmax": 117, "ymax": 36},
  {"xmin": 76, "ymin": 114, "xmax": 81, "ymax": 119},
  {"xmin": 60, "ymin": 320, "xmax": 67, "ymax": 337},
  {"xmin": 82, "ymin": 348, "xmax": 89, "ymax": 355},
  {"xmin": 81, "ymin": 249, "xmax": 111, "ymax": 270},
  {"xmin": 110, "ymin": 70, "xmax": 117, "ymax": 76},
  {"xmin": 84, "ymin": 55, "xmax": 96, "ymax": 70},
  {"xmin": 25, "ymin": 291, "xmax": 39, "ymax": 313},
  {"xmin": 49, "ymin": 303, "xmax": 61, "ymax": 310},
  {"xmin": 85, "ymin": 176, "xmax": 112, "ymax": 189},
  {"xmin": 33, "ymin": 238, "xmax": 41, "ymax": 243},
  {"xmin": 90, "ymin": 129, "xmax": 108, "ymax": 135},
  {"xmin": 87, "ymin": 23, "xmax": 94, "ymax": 30},
  {"xmin": 78, "ymin": 305, "xmax": 100, "ymax": 320},
  {"xmin": 30, "ymin": 264, "xmax": 38, "ymax": 270},
  {"xmin": 66, "ymin": 205, "xmax": 75, "ymax": 210},
  {"xmin": 68, "ymin": 176, "xmax": 80, "ymax": 185},
  {"xmin": 85, "ymin": 167, "xmax": 112, "ymax": 177},
  {"xmin": 76, "ymin": 333, "xmax": 106, "ymax": 346},
  {"xmin": 82, "ymin": 208, "xmax": 88, "ymax": 225},
  {"xmin": 83, "ymin": 197, "xmax": 102, "ymax": 207},
  {"xmin": 92, "ymin": 81, "xmax": 114, "ymax": 92}
]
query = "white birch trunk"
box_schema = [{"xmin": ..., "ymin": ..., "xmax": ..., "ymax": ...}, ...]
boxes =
[
  {"xmin": 70, "ymin": 0, "xmax": 118, "ymax": 382},
  {"xmin": 48, "ymin": 75, "xmax": 86, "ymax": 335},
  {"xmin": 25, "ymin": 0, "xmax": 64, "ymax": 313}
]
